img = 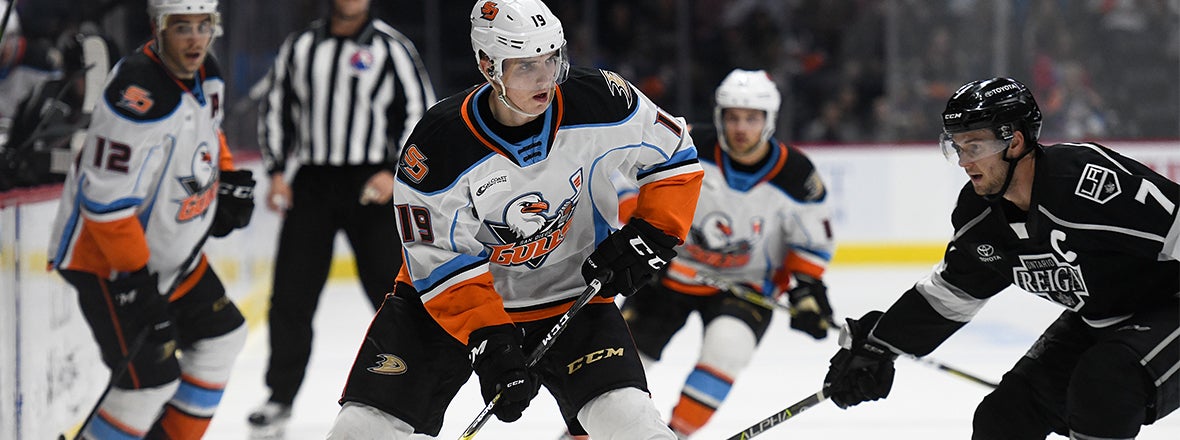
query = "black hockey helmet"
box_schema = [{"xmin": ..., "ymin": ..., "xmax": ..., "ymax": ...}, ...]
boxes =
[{"xmin": 942, "ymin": 77, "xmax": 1042, "ymax": 143}]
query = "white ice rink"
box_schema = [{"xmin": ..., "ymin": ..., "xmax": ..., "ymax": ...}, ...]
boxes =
[{"xmin": 205, "ymin": 265, "xmax": 1180, "ymax": 439}]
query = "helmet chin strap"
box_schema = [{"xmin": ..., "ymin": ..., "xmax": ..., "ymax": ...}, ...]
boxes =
[
  {"xmin": 982, "ymin": 141, "xmax": 1034, "ymax": 202},
  {"xmin": 488, "ymin": 76, "xmax": 547, "ymax": 118}
]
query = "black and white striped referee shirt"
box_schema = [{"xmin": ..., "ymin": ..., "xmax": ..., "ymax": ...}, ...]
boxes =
[{"xmin": 259, "ymin": 18, "xmax": 436, "ymax": 175}]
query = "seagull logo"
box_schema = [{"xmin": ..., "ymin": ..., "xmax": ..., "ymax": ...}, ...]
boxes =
[{"xmin": 485, "ymin": 169, "xmax": 582, "ymax": 269}]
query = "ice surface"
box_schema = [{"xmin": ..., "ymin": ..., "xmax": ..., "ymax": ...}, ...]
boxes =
[{"xmin": 206, "ymin": 265, "xmax": 1180, "ymax": 439}]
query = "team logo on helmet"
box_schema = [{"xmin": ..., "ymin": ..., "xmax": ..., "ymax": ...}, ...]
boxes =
[{"xmin": 480, "ymin": 1, "xmax": 499, "ymax": 20}]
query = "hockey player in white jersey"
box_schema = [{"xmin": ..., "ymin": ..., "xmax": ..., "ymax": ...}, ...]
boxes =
[
  {"xmin": 824, "ymin": 77, "xmax": 1179, "ymax": 439},
  {"xmin": 327, "ymin": 1, "xmax": 703, "ymax": 439},
  {"xmin": 48, "ymin": 1, "xmax": 253, "ymax": 438},
  {"xmin": 619, "ymin": 69, "xmax": 836, "ymax": 438}
]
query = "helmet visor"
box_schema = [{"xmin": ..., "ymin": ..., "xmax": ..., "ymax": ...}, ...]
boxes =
[
  {"xmin": 499, "ymin": 46, "xmax": 569, "ymax": 91},
  {"xmin": 939, "ymin": 131, "xmax": 1010, "ymax": 164}
]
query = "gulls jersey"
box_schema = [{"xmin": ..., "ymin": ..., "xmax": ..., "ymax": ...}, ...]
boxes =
[
  {"xmin": 394, "ymin": 67, "xmax": 704, "ymax": 344},
  {"xmin": 873, "ymin": 142, "xmax": 1180, "ymax": 355},
  {"xmin": 659, "ymin": 132, "xmax": 835, "ymax": 296},
  {"xmin": 49, "ymin": 43, "xmax": 232, "ymax": 291}
]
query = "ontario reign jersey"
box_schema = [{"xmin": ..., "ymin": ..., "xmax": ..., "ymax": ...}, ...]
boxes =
[
  {"xmin": 873, "ymin": 142, "xmax": 1180, "ymax": 356},
  {"xmin": 394, "ymin": 67, "xmax": 703, "ymax": 344},
  {"xmin": 661, "ymin": 132, "xmax": 834, "ymax": 296},
  {"xmin": 49, "ymin": 43, "xmax": 231, "ymax": 290}
]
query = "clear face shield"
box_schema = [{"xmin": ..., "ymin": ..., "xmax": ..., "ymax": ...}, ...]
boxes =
[
  {"xmin": 495, "ymin": 46, "xmax": 569, "ymax": 92},
  {"xmin": 939, "ymin": 130, "xmax": 1011, "ymax": 165}
]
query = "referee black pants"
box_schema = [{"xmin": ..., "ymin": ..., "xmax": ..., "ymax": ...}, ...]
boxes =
[{"xmin": 265, "ymin": 165, "xmax": 400, "ymax": 405}]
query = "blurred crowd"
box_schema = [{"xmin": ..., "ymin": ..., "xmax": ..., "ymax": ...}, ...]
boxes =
[{"xmin": 2, "ymin": 0, "xmax": 1178, "ymax": 190}]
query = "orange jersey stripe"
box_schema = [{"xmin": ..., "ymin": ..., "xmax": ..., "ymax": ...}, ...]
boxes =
[
  {"xmin": 617, "ymin": 193, "xmax": 638, "ymax": 224},
  {"xmin": 506, "ymin": 295, "xmax": 617, "ymax": 322},
  {"xmin": 661, "ymin": 276, "xmax": 721, "ymax": 296},
  {"xmin": 632, "ymin": 170, "xmax": 704, "ymax": 241},
  {"xmin": 96, "ymin": 409, "xmax": 147, "ymax": 437},
  {"xmin": 774, "ymin": 252, "xmax": 827, "ymax": 290},
  {"xmin": 81, "ymin": 216, "xmax": 150, "ymax": 273},
  {"xmin": 217, "ymin": 130, "xmax": 234, "ymax": 170},
  {"xmin": 169, "ymin": 256, "xmax": 209, "ymax": 301},
  {"xmin": 421, "ymin": 271, "xmax": 514, "ymax": 346}
]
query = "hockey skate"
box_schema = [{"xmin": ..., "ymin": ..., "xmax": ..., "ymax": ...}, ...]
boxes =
[{"xmin": 248, "ymin": 402, "xmax": 292, "ymax": 439}]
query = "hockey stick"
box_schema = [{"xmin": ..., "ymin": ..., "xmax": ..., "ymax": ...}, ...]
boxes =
[
  {"xmin": 906, "ymin": 355, "xmax": 998, "ymax": 388},
  {"xmin": 724, "ymin": 390, "xmax": 827, "ymax": 440},
  {"xmin": 692, "ymin": 273, "xmax": 998, "ymax": 388},
  {"xmin": 69, "ymin": 229, "xmax": 212, "ymax": 440},
  {"xmin": 457, "ymin": 275, "xmax": 608, "ymax": 440}
]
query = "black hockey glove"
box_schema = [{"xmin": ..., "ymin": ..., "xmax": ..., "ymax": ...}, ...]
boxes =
[
  {"xmin": 786, "ymin": 273, "xmax": 833, "ymax": 340},
  {"xmin": 823, "ymin": 311, "xmax": 897, "ymax": 409},
  {"xmin": 108, "ymin": 268, "xmax": 176, "ymax": 351},
  {"xmin": 468, "ymin": 324, "xmax": 539, "ymax": 423},
  {"xmin": 210, "ymin": 169, "xmax": 256, "ymax": 237},
  {"xmin": 581, "ymin": 217, "xmax": 679, "ymax": 297}
]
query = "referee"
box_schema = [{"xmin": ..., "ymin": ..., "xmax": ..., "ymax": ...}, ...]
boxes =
[{"xmin": 250, "ymin": 0, "xmax": 435, "ymax": 435}]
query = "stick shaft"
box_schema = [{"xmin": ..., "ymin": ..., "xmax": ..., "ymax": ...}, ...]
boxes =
[
  {"xmin": 457, "ymin": 277, "xmax": 605, "ymax": 440},
  {"xmin": 725, "ymin": 390, "xmax": 827, "ymax": 440}
]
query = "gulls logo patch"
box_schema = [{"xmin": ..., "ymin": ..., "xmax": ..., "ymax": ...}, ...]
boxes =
[
  {"xmin": 683, "ymin": 212, "xmax": 756, "ymax": 268},
  {"xmin": 176, "ymin": 141, "xmax": 218, "ymax": 222},
  {"xmin": 484, "ymin": 169, "xmax": 582, "ymax": 269}
]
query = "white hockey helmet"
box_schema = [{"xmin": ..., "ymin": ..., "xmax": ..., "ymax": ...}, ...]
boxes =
[
  {"xmin": 470, "ymin": 0, "xmax": 568, "ymax": 85},
  {"xmin": 148, "ymin": 0, "xmax": 222, "ymax": 37},
  {"xmin": 713, "ymin": 69, "xmax": 781, "ymax": 152}
]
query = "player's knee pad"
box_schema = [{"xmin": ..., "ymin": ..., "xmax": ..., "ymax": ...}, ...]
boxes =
[
  {"xmin": 973, "ymin": 374, "xmax": 1056, "ymax": 440},
  {"xmin": 327, "ymin": 402, "xmax": 416, "ymax": 440},
  {"xmin": 1068, "ymin": 343, "xmax": 1148, "ymax": 439},
  {"xmin": 85, "ymin": 380, "xmax": 180, "ymax": 439},
  {"xmin": 578, "ymin": 387, "xmax": 677, "ymax": 440},
  {"xmin": 178, "ymin": 323, "xmax": 246, "ymax": 383},
  {"xmin": 699, "ymin": 316, "xmax": 757, "ymax": 374},
  {"xmin": 167, "ymin": 324, "xmax": 246, "ymax": 418}
]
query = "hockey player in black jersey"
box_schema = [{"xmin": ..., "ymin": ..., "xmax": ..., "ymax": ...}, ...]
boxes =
[
  {"xmin": 823, "ymin": 77, "xmax": 1179, "ymax": 439},
  {"xmin": 326, "ymin": 1, "xmax": 703, "ymax": 438}
]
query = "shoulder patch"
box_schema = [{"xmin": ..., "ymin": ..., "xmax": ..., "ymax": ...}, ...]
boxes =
[
  {"xmin": 599, "ymin": 69, "xmax": 634, "ymax": 108},
  {"xmin": 117, "ymin": 85, "xmax": 155, "ymax": 115},
  {"xmin": 1074, "ymin": 163, "xmax": 1121, "ymax": 204},
  {"xmin": 102, "ymin": 51, "xmax": 181, "ymax": 121}
]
